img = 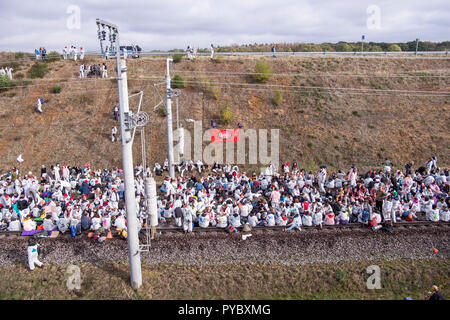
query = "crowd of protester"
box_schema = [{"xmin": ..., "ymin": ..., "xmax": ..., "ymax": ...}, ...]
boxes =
[
  {"xmin": 0, "ymin": 157, "xmax": 448, "ymax": 239},
  {"xmin": 62, "ymin": 46, "xmax": 84, "ymax": 60},
  {"xmin": 79, "ymin": 63, "xmax": 107, "ymax": 78}
]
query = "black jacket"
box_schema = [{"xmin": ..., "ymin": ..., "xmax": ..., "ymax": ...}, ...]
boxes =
[
  {"xmin": 17, "ymin": 199, "xmax": 29, "ymax": 211},
  {"xmin": 174, "ymin": 207, "xmax": 183, "ymax": 218},
  {"xmin": 81, "ymin": 215, "xmax": 91, "ymax": 231},
  {"xmin": 429, "ymin": 291, "xmax": 445, "ymax": 300}
]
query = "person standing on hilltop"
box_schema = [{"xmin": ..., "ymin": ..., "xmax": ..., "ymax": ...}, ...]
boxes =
[
  {"xmin": 210, "ymin": 44, "xmax": 214, "ymax": 59},
  {"xmin": 80, "ymin": 46, "xmax": 85, "ymax": 60},
  {"xmin": 102, "ymin": 63, "xmax": 108, "ymax": 78},
  {"xmin": 6, "ymin": 67, "xmax": 13, "ymax": 81},
  {"xmin": 113, "ymin": 105, "xmax": 119, "ymax": 120},
  {"xmin": 73, "ymin": 46, "xmax": 78, "ymax": 61},
  {"xmin": 41, "ymin": 47, "xmax": 47, "ymax": 61},
  {"xmin": 111, "ymin": 126, "xmax": 118, "ymax": 142}
]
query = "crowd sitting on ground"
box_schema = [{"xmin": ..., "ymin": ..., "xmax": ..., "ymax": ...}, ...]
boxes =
[
  {"xmin": 79, "ymin": 63, "xmax": 107, "ymax": 78},
  {"xmin": 155, "ymin": 157, "xmax": 449, "ymax": 233},
  {"xmin": 0, "ymin": 157, "xmax": 448, "ymax": 239}
]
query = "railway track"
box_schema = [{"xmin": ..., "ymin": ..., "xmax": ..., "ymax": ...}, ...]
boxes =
[
  {"xmin": 0, "ymin": 220, "xmax": 448, "ymax": 239},
  {"xmin": 155, "ymin": 220, "xmax": 450, "ymax": 234}
]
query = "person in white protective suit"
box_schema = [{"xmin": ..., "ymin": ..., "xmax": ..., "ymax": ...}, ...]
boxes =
[
  {"xmin": 102, "ymin": 63, "xmax": 107, "ymax": 78},
  {"xmin": 210, "ymin": 44, "xmax": 214, "ymax": 59},
  {"xmin": 6, "ymin": 67, "xmax": 13, "ymax": 81},
  {"xmin": 182, "ymin": 203, "xmax": 193, "ymax": 233},
  {"xmin": 198, "ymin": 212, "xmax": 210, "ymax": 228},
  {"xmin": 73, "ymin": 46, "xmax": 78, "ymax": 61},
  {"xmin": 286, "ymin": 213, "xmax": 302, "ymax": 231},
  {"xmin": 79, "ymin": 64, "xmax": 85, "ymax": 78},
  {"xmin": 62, "ymin": 46, "xmax": 68, "ymax": 60},
  {"xmin": 80, "ymin": 47, "xmax": 85, "ymax": 60},
  {"xmin": 111, "ymin": 126, "xmax": 117, "ymax": 142},
  {"xmin": 317, "ymin": 166, "xmax": 327, "ymax": 193},
  {"xmin": 440, "ymin": 207, "xmax": 450, "ymax": 222},
  {"xmin": 302, "ymin": 211, "xmax": 313, "ymax": 227},
  {"xmin": 37, "ymin": 98, "xmax": 43, "ymax": 113},
  {"xmin": 427, "ymin": 204, "xmax": 440, "ymax": 222},
  {"xmin": 312, "ymin": 203, "xmax": 323, "ymax": 228},
  {"xmin": 27, "ymin": 240, "xmax": 43, "ymax": 271},
  {"xmin": 347, "ymin": 166, "xmax": 358, "ymax": 188},
  {"xmin": 196, "ymin": 159, "xmax": 203, "ymax": 173}
]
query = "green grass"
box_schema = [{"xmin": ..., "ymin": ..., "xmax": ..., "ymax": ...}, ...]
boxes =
[
  {"xmin": 28, "ymin": 62, "xmax": 48, "ymax": 79},
  {"xmin": 51, "ymin": 86, "xmax": 61, "ymax": 94},
  {"xmin": 252, "ymin": 61, "xmax": 272, "ymax": 83},
  {"xmin": 0, "ymin": 258, "xmax": 446, "ymax": 300},
  {"xmin": 172, "ymin": 54, "xmax": 183, "ymax": 63}
]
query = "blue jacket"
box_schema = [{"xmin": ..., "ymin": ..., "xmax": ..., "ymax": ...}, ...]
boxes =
[{"xmin": 81, "ymin": 182, "xmax": 90, "ymax": 195}]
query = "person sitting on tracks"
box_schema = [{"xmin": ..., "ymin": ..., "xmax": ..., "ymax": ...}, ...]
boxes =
[
  {"xmin": 323, "ymin": 205, "xmax": 335, "ymax": 226},
  {"xmin": 1, "ymin": 157, "xmax": 447, "ymax": 236},
  {"xmin": 426, "ymin": 204, "xmax": 440, "ymax": 222},
  {"xmin": 336, "ymin": 205, "xmax": 350, "ymax": 225},
  {"xmin": 182, "ymin": 202, "xmax": 193, "ymax": 233},
  {"xmin": 43, "ymin": 214, "xmax": 56, "ymax": 231},
  {"xmin": 286, "ymin": 213, "xmax": 302, "ymax": 231},
  {"xmin": 198, "ymin": 212, "xmax": 210, "ymax": 228},
  {"xmin": 23, "ymin": 215, "xmax": 36, "ymax": 232},
  {"xmin": 312, "ymin": 204, "xmax": 323, "ymax": 228},
  {"xmin": 440, "ymin": 205, "xmax": 449, "ymax": 222},
  {"xmin": 7, "ymin": 216, "xmax": 21, "ymax": 231}
]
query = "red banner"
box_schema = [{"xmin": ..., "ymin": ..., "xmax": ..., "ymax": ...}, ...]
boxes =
[{"xmin": 211, "ymin": 129, "xmax": 240, "ymax": 142}]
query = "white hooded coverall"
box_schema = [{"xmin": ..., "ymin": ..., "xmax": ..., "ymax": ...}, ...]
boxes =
[{"xmin": 27, "ymin": 243, "xmax": 43, "ymax": 270}]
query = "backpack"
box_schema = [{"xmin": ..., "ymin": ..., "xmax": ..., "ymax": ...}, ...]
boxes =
[
  {"xmin": 368, "ymin": 218, "xmax": 378, "ymax": 227},
  {"xmin": 33, "ymin": 230, "xmax": 49, "ymax": 239},
  {"xmin": 226, "ymin": 225, "xmax": 236, "ymax": 233}
]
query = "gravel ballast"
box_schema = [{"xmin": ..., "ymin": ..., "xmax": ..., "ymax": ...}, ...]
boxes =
[{"xmin": 0, "ymin": 226, "xmax": 448, "ymax": 267}]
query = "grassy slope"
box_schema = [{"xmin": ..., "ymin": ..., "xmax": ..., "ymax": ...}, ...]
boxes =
[
  {"xmin": 0, "ymin": 55, "xmax": 448, "ymax": 174},
  {"xmin": 1, "ymin": 258, "xmax": 448, "ymax": 300}
]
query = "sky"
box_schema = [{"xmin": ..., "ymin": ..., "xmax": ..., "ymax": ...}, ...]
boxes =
[{"xmin": 0, "ymin": 0, "xmax": 449, "ymax": 52}]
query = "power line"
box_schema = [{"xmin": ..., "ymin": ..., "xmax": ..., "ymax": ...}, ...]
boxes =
[
  {"xmin": 1, "ymin": 76, "xmax": 448, "ymax": 98},
  {"xmin": 0, "ymin": 77, "xmax": 164, "ymax": 91},
  {"xmin": 0, "ymin": 83, "xmax": 161, "ymax": 100},
  {"xmin": 1, "ymin": 83, "xmax": 447, "ymax": 101},
  {"xmin": 172, "ymin": 69, "xmax": 450, "ymax": 78},
  {"xmin": 126, "ymin": 77, "xmax": 450, "ymax": 95}
]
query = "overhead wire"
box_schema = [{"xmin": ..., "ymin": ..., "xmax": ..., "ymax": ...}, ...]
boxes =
[{"xmin": 172, "ymin": 69, "xmax": 450, "ymax": 78}]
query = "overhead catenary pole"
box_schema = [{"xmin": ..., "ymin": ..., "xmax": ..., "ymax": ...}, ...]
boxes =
[
  {"xmin": 144, "ymin": 175, "xmax": 158, "ymax": 240},
  {"xmin": 96, "ymin": 18, "xmax": 142, "ymax": 290},
  {"xmin": 165, "ymin": 58, "xmax": 175, "ymax": 179},
  {"xmin": 176, "ymin": 96, "xmax": 179, "ymax": 131}
]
